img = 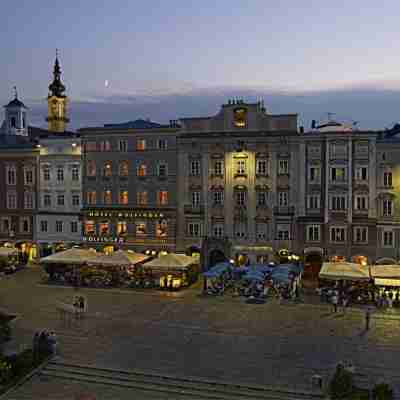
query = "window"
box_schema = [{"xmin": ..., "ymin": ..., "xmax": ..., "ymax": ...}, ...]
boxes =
[
  {"xmin": 6, "ymin": 166, "xmax": 16, "ymax": 185},
  {"xmin": 7, "ymin": 193, "xmax": 16, "ymax": 209},
  {"xmin": 256, "ymin": 223, "xmax": 268, "ymax": 241},
  {"xmin": 330, "ymin": 167, "xmax": 346, "ymax": 182},
  {"xmin": 56, "ymin": 221, "xmax": 63, "ymax": 233},
  {"xmin": 355, "ymin": 195, "xmax": 368, "ymax": 210},
  {"xmin": 278, "ymin": 192, "xmax": 288, "ymax": 207},
  {"xmin": 87, "ymin": 191, "xmax": 96, "ymax": 205},
  {"xmin": 191, "ymin": 191, "xmax": 201, "ymax": 206},
  {"xmin": 307, "ymin": 195, "xmax": 320, "ymax": 209},
  {"xmin": 383, "ymin": 199, "xmax": 393, "ymax": 216},
  {"xmin": 87, "ymin": 160, "xmax": 96, "ymax": 176},
  {"xmin": 354, "ymin": 227, "xmax": 368, "ymax": 244},
  {"xmin": 158, "ymin": 191, "xmax": 168, "ymax": 205},
  {"xmin": 157, "ymin": 162, "xmax": 168, "ymax": 177},
  {"xmin": 136, "ymin": 139, "xmax": 146, "ymax": 151},
  {"xmin": 70, "ymin": 221, "xmax": 78, "ymax": 233},
  {"xmin": 331, "ymin": 196, "xmax": 346, "ymax": 210},
  {"xmin": 119, "ymin": 161, "xmax": 129, "ymax": 177},
  {"xmin": 190, "ymin": 160, "xmax": 201, "ymax": 176},
  {"xmin": 188, "ymin": 222, "xmax": 201, "ymax": 237},
  {"xmin": 1, "ymin": 218, "xmax": 10, "ymax": 233},
  {"xmin": 84, "ymin": 142, "xmax": 97, "ymax": 152},
  {"xmin": 330, "ymin": 227, "xmax": 346, "ymax": 243},
  {"xmin": 235, "ymin": 191, "xmax": 246, "ymax": 206},
  {"xmin": 117, "ymin": 221, "xmax": 128, "ymax": 235},
  {"xmin": 383, "ymin": 230, "xmax": 394, "ymax": 247},
  {"xmin": 355, "ymin": 166, "xmax": 368, "ymax": 181},
  {"xmin": 137, "ymin": 191, "xmax": 148, "ymax": 205},
  {"xmin": 236, "ymin": 159, "xmax": 246, "ymax": 175},
  {"xmin": 57, "ymin": 167, "xmax": 64, "ymax": 182},
  {"xmin": 384, "ymin": 171, "xmax": 393, "ymax": 187},
  {"xmin": 309, "ymin": 166, "xmax": 320, "ymax": 183},
  {"xmin": 24, "ymin": 169, "xmax": 33, "ymax": 185},
  {"xmin": 306, "ymin": 225, "xmax": 320, "ymax": 242},
  {"xmin": 235, "ymin": 222, "xmax": 247, "ymax": 238},
  {"xmin": 157, "ymin": 139, "xmax": 167, "ymax": 150},
  {"xmin": 118, "ymin": 140, "xmax": 128, "ymax": 152},
  {"xmin": 99, "ymin": 140, "xmax": 111, "ymax": 151},
  {"xmin": 103, "ymin": 162, "xmax": 112, "ymax": 177},
  {"xmin": 103, "ymin": 190, "xmax": 112, "ymax": 205},
  {"xmin": 99, "ymin": 222, "xmax": 109, "ymax": 235},
  {"xmin": 278, "ymin": 160, "xmax": 289, "ymax": 175},
  {"xmin": 256, "ymin": 159, "xmax": 268, "ymax": 175},
  {"xmin": 43, "ymin": 167, "xmax": 50, "ymax": 181},
  {"xmin": 84, "ymin": 221, "xmax": 95, "ymax": 235},
  {"xmin": 257, "ymin": 191, "xmax": 267, "ymax": 206},
  {"xmin": 156, "ymin": 220, "xmax": 168, "ymax": 237},
  {"xmin": 214, "ymin": 161, "xmax": 223, "ymax": 176},
  {"xmin": 40, "ymin": 220, "xmax": 48, "ymax": 233},
  {"xmin": 277, "ymin": 225, "xmax": 290, "ymax": 240},
  {"xmin": 136, "ymin": 222, "xmax": 147, "ymax": 236},
  {"xmin": 24, "ymin": 192, "xmax": 33, "ymax": 209},
  {"xmin": 213, "ymin": 191, "xmax": 224, "ymax": 206},
  {"xmin": 137, "ymin": 164, "xmax": 147, "ymax": 177},
  {"xmin": 212, "ymin": 224, "xmax": 224, "ymax": 238},
  {"xmin": 21, "ymin": 218, "xmax": 30, "ymax": 233},
  {"xmin": 43, "ymin": 194, "xmax": 51, "ymax": 207},
  {"xmin": 57, "ymin": 195, "xmax": 65, "ymax": 206},
  {"xmin": 119, "ymin": 190, "xmax": 129, "ymax": 205},
  {"xmin": 72, "ymin": 166, "xmax": 79, "ymax": 181},
  {"xmin": 72, "ymin": 195, "xmax": 80, "ymax": 206}
]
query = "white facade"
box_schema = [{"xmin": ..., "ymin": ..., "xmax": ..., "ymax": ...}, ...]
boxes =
[{"xmin": 35, "ymin": 136, "xmax": 82, "ymax": 253}]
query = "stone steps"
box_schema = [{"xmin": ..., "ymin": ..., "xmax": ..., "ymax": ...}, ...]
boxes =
[{"xmin": 40, "ymin": 360, "xmax": 325, "ymax": 400}]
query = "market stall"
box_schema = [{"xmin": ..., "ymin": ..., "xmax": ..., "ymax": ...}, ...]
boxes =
[
  {"xmin": 370, "ymin": 265, "xmax": 400, "ymax": 307},
  {"xmin": 143, "ymin": 253, "xmax": 199, "ymax": 290},
  {"xmin": 319, "ymin": 262, "xmax": 370, "ymax": 281},
  {"xmin": 0, "ymin": 247, "xmax": 19, "ymax": 274}
]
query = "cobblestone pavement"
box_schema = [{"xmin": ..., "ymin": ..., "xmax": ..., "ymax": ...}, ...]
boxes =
[{"xmin": 2, "ymin": 267, "xmax": 400, "ymax": 398}]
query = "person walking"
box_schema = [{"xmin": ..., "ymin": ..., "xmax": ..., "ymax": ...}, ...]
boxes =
[
  {"xmin": 331, "ymin": 291, "xmax": 338, "ymax": 313},
  {"xmin": 365, "ymin": 307, "xmax": 371, "ymax": 331}
]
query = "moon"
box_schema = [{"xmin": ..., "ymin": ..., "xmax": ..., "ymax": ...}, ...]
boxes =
[{"xmin": 104, "ymin": 80, "xmax": 109, "ymax": 88}]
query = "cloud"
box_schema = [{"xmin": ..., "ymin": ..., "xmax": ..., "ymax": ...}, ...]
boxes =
[{"xmin": 3, "ymin": 84, "xmax": 400, "ymax": 131}]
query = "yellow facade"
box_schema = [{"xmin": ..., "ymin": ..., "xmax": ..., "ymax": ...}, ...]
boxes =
[{"xmin": 47, "ymin": 95, "xmax": 68, "ymax": 132}]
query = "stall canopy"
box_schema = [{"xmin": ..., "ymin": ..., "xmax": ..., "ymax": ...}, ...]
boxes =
[
  {"xmin": 0, "ymin": 247, "xmax": 18, "ymax": 257},
  {"xmin": 40, "ymin": 248, "xmax": 97, "ymax": 265},
  {"xmin": 370, "ymin": 265, "xmax": 400, "ymax": 286},
  {"xmin": 143, "ymin": 253, "xmax": 196, "ymax": 271},
  {"xmin": 319, "ymin": 262, "xmax": 370, "ymax": 281},
  {"xmin": 88, "ymin": 250, "xmax": 149, "ymax": 267}
]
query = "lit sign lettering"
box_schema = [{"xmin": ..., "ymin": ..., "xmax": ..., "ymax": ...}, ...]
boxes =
[
  {"xmin": 82, "ymin": 236, "xmax": 125, "ymax": 243},
  {"xmin": 86, "ymin": 210, "xmax": 165, "ymax": 219}
]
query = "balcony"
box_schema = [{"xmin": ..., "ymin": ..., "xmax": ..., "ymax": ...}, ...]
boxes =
[
  {"xmin": 184, "ymin": 205, "xmax": 204, "ymax": 214},
  {"xmin": 273, "ymin": 206, "xmax": 295, "ymax": 215}
]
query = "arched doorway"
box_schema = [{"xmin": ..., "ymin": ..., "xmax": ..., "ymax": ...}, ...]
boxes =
[
  {"xmin": 304, "ymin": 247, "xmax": 324, "ymax": 282},
  {"xmin": 208, "ymin": 249, "xmax": 227, "ymax": 268}
]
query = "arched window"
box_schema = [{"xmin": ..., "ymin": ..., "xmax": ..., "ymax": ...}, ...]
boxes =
[
  {"xmin": 103, "ymin": 161, "xmax": 112, "ymax": 177},
  {"xmin": 137, "ymin": 164, "xmax": 147, "ymax": 177}
]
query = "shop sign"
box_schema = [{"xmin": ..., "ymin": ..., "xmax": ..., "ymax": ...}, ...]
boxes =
[
  {"xmin": 86, "ymin": 210, "xmax": 165, "ymax": 219},
  {"xmin": 82, "ymin": 236, "xmax": 125, "ymax": 244}
]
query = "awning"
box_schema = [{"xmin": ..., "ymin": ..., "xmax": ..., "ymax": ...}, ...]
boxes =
[
  {"xmin": 143, "ymin": 253, "xmax": 196, "ymax": 270},
  {"xmin": 319, "ymin": 262, "xmax": 370, "ymax": 281},
  {"xmin": 370, "ymin": 265, "xmax": 400, "ymax": 279},
  {"xmin": 40, "ymin": 248, "xmax": 97, "ymax": 265},
  {"xmin": 88, "ymin": 250, "xmax": 149, "ymax": 267}
]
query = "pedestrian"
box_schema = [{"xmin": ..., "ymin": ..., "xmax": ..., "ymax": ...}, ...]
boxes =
[
  {"xmin": 342, "ymin": 295, "xmax": 349, "ymax": 313},
  {"xmin": 331, "ymin": 291, "xmax": 338, "ymax": 313},
  {"xmin": 365, "ymin": 307, "xmax": 371, "ymax": 331},
  {"xmin": 79, "ymin": 296, "xmax": 85, "ymax": 318}
]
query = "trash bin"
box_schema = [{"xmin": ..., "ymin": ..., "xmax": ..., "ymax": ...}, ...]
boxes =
[{"xmin": 311, "ymin": 374, "xmax": 323, "ymax": 389}]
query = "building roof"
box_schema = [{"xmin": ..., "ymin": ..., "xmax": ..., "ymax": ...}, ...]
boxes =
[
  {"xmin": 0, "ymin": 134, "xmax": 37, "ymax": 149},
  {"xmin": 103, "ymin": 119, "xmax": 170, "ymax": 129},
  {"xmin": 4, "ymin": 98, "xmax": 27, "ymax": 109},
  {"xmin": 28, "ymin": 126, "xmax": 78, "ymax": 139}
]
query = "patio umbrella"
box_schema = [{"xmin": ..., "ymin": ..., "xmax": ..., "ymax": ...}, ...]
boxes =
[
  {"xmin": 243, "ymin": 272, "xmax": 265, "ymax": 281},
  {"xmin": 319, "ymin": 262, "xmax": 370, "ymax": 281},
  {"xmin": 0, "ymin": 247, "xmax": 18, "ymax": 257},
  {"xmin": 88, "ymin": 250, "xmax": 149, "ymax": 267},
  {"xmin": 203, "ymin": 270, "xmax": 219, "ymax": 278},
  {"xmin": 40, "ymin": 248, "xmax": 97, "ymax": 265},
  {"xmin": 143, "ymin": 253, "xmax": 195, "ymax": 271}
]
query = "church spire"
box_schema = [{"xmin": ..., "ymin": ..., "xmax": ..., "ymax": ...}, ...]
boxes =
[{"xmin": 48, "ymin": 49, "xmax": 66, "ymax": 97}]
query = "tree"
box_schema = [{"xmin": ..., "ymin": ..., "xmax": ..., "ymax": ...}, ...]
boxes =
[
  {"xmin": 373, "ymin": 383, "xmax": 393, "ymax": 400},
  {"xmin": 329, "ymin": 364, "xmax": 354, "ymax": 399}
]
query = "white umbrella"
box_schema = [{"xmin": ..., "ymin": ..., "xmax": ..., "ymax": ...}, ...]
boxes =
[
  {"xmin": 88, "ymin": 250, "xmax": 149, "ymax": 267},
  {"xmin": 143, "ymin": 253, "xmax": 196, "ymax": 270},
  {"xmin": 319, "ymin": 262, "xmax": 370, "ymax": 281},
  {"xmin": 40, "ymin": 248, "xmax": 97, "ymax": 265}
]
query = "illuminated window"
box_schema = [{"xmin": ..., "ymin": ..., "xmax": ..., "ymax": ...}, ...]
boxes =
[
  {"xmin": 278, "ymin": 160, "xmax": 289, "ymax": 175},
  {"xmin": 117, "ymin": 221, "xmax": 127, "ymax": 235},
  {"xmin": 137, "ymin": 164, "xmax": 147, "ymax": 177},
  {"xmin": 158, "ymin": 191, "xmax": 168, "ymax": 205},
  {"xmin": 87, "ymin": 160, "xmax": 96, "ymax": 176},
  {"xmin": 233, "ymin": 108, "xmax": 247, "ymax": 128},
  {"xmin": 156, "ymin": 220, "xmax": 168, "ymax": 237},
  {"xmin": 119, "ymin": 190, "xmax": 129, "ymax": 205},
  {"xmin": 137, "ymin": 191, "xmax": 148, "ymax": 205},
  {"xmin": 136, "ymin": 222, "xmax": 147, "ymax": 236},
  {"xmin": 103, "ymin": 162, "xmax": 112, "ymax": 177},
  {"xmin": 99, "ymin": 140, "xmax": 111, "ymax": 151},
  {"xmin": 87, "ymin": 191, "xmax": 96, "ymax": 205},
  {"xmin": 84, "ymin": 220, "xmax": 95, "ymax": 234},
  {"xmin": 119, "ymin": 161, "xmax": 129, "ymax": 176},
  {"xmin": 103, "ymin": 190, "xmax": 112, "ymax": 204},
  {"xmin": 99, "ymin": 222, "xmax": 110, "ymax": 235},
  {"xmin": 136, "ymin": 139, "xmax": 146, "ymax": 151}
]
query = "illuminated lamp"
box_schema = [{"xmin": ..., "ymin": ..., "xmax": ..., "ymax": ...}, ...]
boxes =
[{"xmin": 72, "ymin": 142, "xmax": 77, "ymax": 147}]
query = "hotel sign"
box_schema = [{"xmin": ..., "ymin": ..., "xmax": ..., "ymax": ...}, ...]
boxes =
[
  {"xmin": 82, "ymin": 236, "xmax": 125, "ymax": 243},
  {"xmin": 85, "ymin": 210, "xmax": 166, "ymax": 219}
]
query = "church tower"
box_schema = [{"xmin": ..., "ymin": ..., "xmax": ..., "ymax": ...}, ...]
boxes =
[
  {"xmin": 46, "ymin": 51, "xmax": 69, "ymax": 132},
  {"xmin": 2, "ymin": 87, "xmax": 28, "ymax": 136}
]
